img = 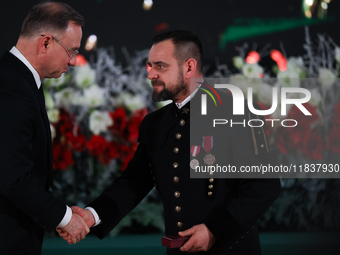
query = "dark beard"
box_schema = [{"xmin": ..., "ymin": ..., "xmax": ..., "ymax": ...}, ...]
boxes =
[{"xmin": 151, "ymin": 75, "xmax": 187, "ymax": 102}]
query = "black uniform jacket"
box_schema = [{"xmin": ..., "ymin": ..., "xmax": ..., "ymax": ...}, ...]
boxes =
[
  {"xmin": 89, "ymin": 88, "xmax": 281, "ymax": 255},
  {"xmin": 0, "ymin": 52, "xmax": 66, "ymax": 255}
]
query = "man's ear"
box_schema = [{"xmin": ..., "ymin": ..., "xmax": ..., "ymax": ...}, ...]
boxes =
[
  {"xmin": 39, "ymin": 35, "xmax": 52, "ymax": 53},
  {"xmin": 183, "ymin": 58, "xmax": 197, "ymax": 79}
]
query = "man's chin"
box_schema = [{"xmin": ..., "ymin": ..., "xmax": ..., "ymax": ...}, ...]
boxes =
[{"xmin": 152, "ymin": 91, "xmax": 172, "ymax": 102}]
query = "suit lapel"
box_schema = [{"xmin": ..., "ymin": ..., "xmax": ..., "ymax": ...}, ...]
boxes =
[{"xmin": 2, "ymin": 52, "xmax": 53, "ymax": 185}]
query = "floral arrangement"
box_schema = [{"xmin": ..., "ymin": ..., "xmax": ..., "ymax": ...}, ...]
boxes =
[{"xmin": 219, "ymin": 28, "xmax": 340, "ymax": 231}]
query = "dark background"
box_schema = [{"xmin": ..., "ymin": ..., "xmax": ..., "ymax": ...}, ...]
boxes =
[{"xmin": 1, "ymin": 0, "xmax": 339, "ymax": 71}]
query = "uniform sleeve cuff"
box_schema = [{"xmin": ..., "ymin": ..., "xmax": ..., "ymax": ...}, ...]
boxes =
[
  {"xmin": 85, "ymin": 207, "xmax": 101, "ymax": 227},
  {"xmin": 57, "ymin": 206, "xmax": 72, "ymax": 228}
]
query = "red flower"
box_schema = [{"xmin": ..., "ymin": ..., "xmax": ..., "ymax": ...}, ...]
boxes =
[
  {"xmin": 107, "ymin": 141, "xmax": 124, "ymax": 159},
  {"xmin": 120, "ymin": 142, "xmax": 138, "ymax": 171},
  {"xmin": 289, "ymin": 127, "xmax": 310, "ymax": 151},
  {"xmin": 56, "ymin": 109, "xmax": 75, "ymax": 136},
  {"xmin": 128, "ymin": 108, "xmax": 148, "ymax": 142},
  {"xmin": 109, "ymin": 107, "xmax": 128, "ymax": 138},
  {"xmin": 53, "ymin": 143, "xmax": 74, "ymax": 170},
  {"xmin": 275, "ymin": 128, "xmax": 289, "ymax": 154},
  {"xmin": 98, "ymin": 141, "xmax": 123, "ymax": 165},
  {"xmin": 287, "ymin": 103, "xmax": 319, "ymax": 128},
  {"xmin": 303, "ymin": 129, "xmax": 324, "ymax": 160},
  {"xmin": 334, "ymin": 102, "xmax": 340, "ymax": 117},
  {"xmin": 87, "ymin": 135, "xmax": 107, "ymax": 156},
  {"xmin": 75, "ymin": 54, "xmax": 87, "ymax": 66},
  {"xmin": 275, "ymin": 103, "xmax": 320, "ymax": 154},
  {"xmin": 65, "ymin": 131, "xmax": 87, "ymax": 152},
  {"xmin": 331, "ymin": 102, "xmax": 340, "ymax": 127},
  {"xmin": 327, "ymin": 125, "xmax": 340, "ymax": 153},
  {"xmin": 98, "ymin": 148, "xmax": 112, "ymax": 166}
]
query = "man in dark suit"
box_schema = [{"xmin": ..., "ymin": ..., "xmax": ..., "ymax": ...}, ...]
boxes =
[
  {"xmin": 61, "ymin": 30, "xmax": 281, "ymax": 254},
  {"xmin": 0, "ymin": 2, "xmax": 90, "ymax": 254}
]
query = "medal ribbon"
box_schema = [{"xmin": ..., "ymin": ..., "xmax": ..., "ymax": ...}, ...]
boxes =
[
  {"xmin": 202, "ymin": 136, "xmax": 213, "ymax": 152},
  {"xmin": 191, "ymin": 145, "xmax": 201, "ymax": 157}
]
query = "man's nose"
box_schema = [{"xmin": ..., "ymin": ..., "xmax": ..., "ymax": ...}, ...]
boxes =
[
  {"xmin": 147, "ymin": 68, "xmax": 159, "ymax": 80},
  {"xmin": 69, "ymin": 57, "xmax": 77, "ymax": 66}
]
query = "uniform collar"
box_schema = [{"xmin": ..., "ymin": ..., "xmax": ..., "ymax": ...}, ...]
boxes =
[{"xmin": 175, "ymin": 80, "xmax": 202, "ymax": 109}]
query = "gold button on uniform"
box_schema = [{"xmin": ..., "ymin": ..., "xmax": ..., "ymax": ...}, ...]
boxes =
[
  {"xmin": 176, "ymin": 133, "xmax": 182, "ymax": 139},
  {"xmin": 174, "ymin": 147, "xmax": 179, "ymax": 153},
  {"xmin": 177, "ymin": 222, "xmax": 183, "ymax": 228},
  {"xmin": 208, "ymin": 191, "xmax": 213, "ymax": 196},
  {"xmin": 173, "ymin": 176, "xmax": 179, "ymax": 183},
  {"xmin": 209, "ymin": 178, "xmax": 214, "ymax": 183},
  {"xmin": 174, "ymin": 191, "xmax": 180, "ymax": 198},
  {"xmin": 173, "ymin": 162, "xmax": 179, "ymax": 168},
  {"xmin": 179, "ymin": 120, "xmax": 185, "ymax": 126},
  {"xmin": 208, "ymin": 185, "xmax": 213, "ymax": 190},
  {"xmin": 175, "ymin": 206, "xmax": 181, "ymax": 212}
]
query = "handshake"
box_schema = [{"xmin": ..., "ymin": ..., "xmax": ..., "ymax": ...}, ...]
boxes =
[{"xmin": 56, "ymin": 206, "xmax": 95, "ymax": 244}]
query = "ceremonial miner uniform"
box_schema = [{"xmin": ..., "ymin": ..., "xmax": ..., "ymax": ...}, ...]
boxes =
[{"xmin": 88, "ymin": 89, "xmax": 281, "ymax": 255}]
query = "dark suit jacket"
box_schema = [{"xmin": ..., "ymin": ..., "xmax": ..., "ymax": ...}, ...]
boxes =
[
  {"xmin": 0, "ymin": 52, "xmax": 66, "ymax": 255},
  {"xmin": 89, "ymin": 88, "xmax": 281, "ymax": 254}
]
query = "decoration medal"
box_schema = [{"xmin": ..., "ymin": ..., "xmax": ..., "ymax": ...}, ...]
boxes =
[
  {"xmin": 202, "ymin": 136, "xmax": 216, "ymax": 165},
  {"xmin": 190, "ymin": 145, "xmax": 201, "ymax": 169}
]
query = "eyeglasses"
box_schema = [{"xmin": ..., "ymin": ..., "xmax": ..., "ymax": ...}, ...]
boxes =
[{"xmin": 40, "ymin": 35, "xmax": 79, "ymax": 59}]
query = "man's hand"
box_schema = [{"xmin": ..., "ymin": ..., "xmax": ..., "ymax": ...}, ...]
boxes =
[
  {"xmin": 57, "ymin": 206, "xmax": 95, "ymax": 244},
  {"xmin": 57, "ymin": 213, "xmax": 90, "ymax": 244},
  {"xmin": 71, "ymin": 206, "xmax": 95, "ymax": 228},
  {"xmin": 178, "ymin": 224, "xmax": 216, "ymax": 253}
]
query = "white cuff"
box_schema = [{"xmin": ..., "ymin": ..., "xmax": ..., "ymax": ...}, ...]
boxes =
[
  {"xmin": 85, "ymin": 207, "xmax": 101, "ymax": 227},
  {"xmin": 57, "ymin": 206, "xmax": 72, "ymax": 228}
]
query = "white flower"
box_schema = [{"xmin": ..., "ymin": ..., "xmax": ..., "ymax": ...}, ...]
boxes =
[
  {"xmin": 286, "ymin": 57, "xmax": 304, "ymax": 76},
  {"xmin": 44, "ymin": 90, "xmax": 55, "ymax": 110},
  {"xmin": 89, "ymin": 110, "xmax": 113, "ymax": 135},
  {"xmin": 318, "ymin": 68, "xmax": 336, "ymax": 88},
  {"xmin": 82, "ymin": 85, "xmax": 105, "ymax": 108},
  {"xmin": 113, "ymin": 93, "xmax": 145, "ymax": 112},
  {"xmin": 54, "ymin": 88, "xmax": 76, "ymax": 108},
  {"xmin": 47, "ymin": 109, "xmax": 60, "ymax": 123},
  {"xmin": 309, "ymin": 88, "xmax": 322, "ymax": 106},
  {"xmin": 277, "ymin": 69, "xmax": 300, "ymax": 87},
  {"xmin": 50, "ymin": 124, "xmax": 56, "ymax": 140},
  {"xmin": 255, "ymin": 83, "xmax": 275, "ymax": 106},
  {"xmin": 68, "ymin": 91, "xmax": 83, "ymax": 105},
  {"xmin": 229, "ymin": 74, "xmax": 248, "ymax": 95},
  {"xmin": 74, "ymin": 64, "xmax": 96, "ymax": 88},
  {"xmin": 335, "ymin": 47, "xmax": 340, "ymax": 63},
  {"xmin": 44, "ymin": 73, "xmax": 66, "ymax": 88},
  {"xmin": 242, "ymin": 63, "xmax": 263, "ymax": 78},
  {"xmin": 233, "ymin": 56, "xmax": 244, "ymax": 70}
]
